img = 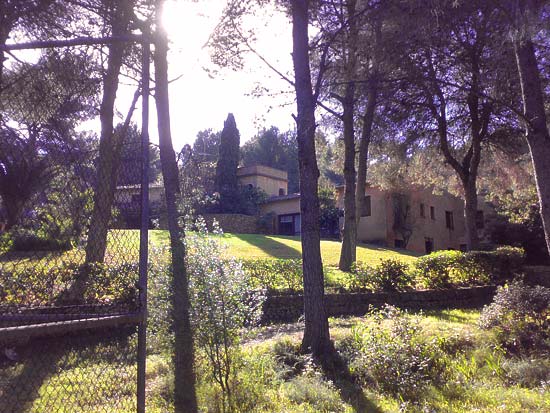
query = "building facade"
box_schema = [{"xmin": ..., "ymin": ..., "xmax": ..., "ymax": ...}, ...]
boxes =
[{"xmin": 336, "ymin": 184, "xmax": 469, "ymax": 254}]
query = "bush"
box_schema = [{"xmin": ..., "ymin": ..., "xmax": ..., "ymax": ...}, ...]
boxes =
[
  {"xmin": 0, "ymin": 261, "xmax": 138, "ymax": 306},
  {"xmin": 241, "ymin": 258, "xmax": 303, "ymax": 292},
  {"xmin": 371, "ymin": 259, "xmax": 412, "ymax": 291},
  {"xmin": 414, "ymin": 250, "xmax": 465, "ymax": 289},
  {"xmin": 187, "ymin": 220, "xmax": 265, "ymax": 412},
  {"xmin": 479, "ymin": 280, "xmax": 550, "ymax": 352},
  {"xmin": 9, "ymin": 227, "xmax": 72, "ymax": 252},
  {"xmin": 343, "ymin": 305, "xmax": 445, "ymax": 401},
  {"xmin": 348, "ymin": 262, "xmax": 372, "ymax": 291},
  {"xmin": 414, "ymin": 248, "xmax": 520, "ymax": 289},
  {"xmin": 464, "ymin": 246, "xmax": 524, "ymax": 283},
  {"xmin": 350, "ymin": 259, "xmax": 411, "ymax": 292}
]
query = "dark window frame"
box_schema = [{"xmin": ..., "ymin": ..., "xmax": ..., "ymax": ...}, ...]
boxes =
[
  {"xmin": 445, "ymin": 210, "xmax": 454, "ymax": 230},
  {"xmin": 360, "ymin": 195, "xmax": 372, "ymax": 217}
]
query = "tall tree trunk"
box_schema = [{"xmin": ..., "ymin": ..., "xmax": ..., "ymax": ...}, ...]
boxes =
[
  {"xmin": 154, "ymin": 23, "xmax": 198, "ymax": 413},
  {"xmin": 338, "ymin": 0, "xmax": 359, "ymax": 272},
  {"xmin": 514, "ymin": 36, "xmax": 550, "ymax": 257},
  {"xmin": 338, "ymin": 84, "xmax": 356, "ymax": 271},
  {"xmin": 355, "ymin": 78, "xmax": 378, "ymax": 226},
  {"xmin": 462, "ymin": 176, "xmax": 479, "ymax": 251},
  {"xmin": 85, "ymin": 2, "xmax": 131, "ymax": 264},
  {"xmin": 291, "ymin": 0, "xmax": 332, "ymax": 357},
  {"xmin": 355, "ymin": 17, "xmax": 381, "ymax": 227}
]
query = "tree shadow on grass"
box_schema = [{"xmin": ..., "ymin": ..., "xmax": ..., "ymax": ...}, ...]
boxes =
[
  {"xmin": 0, "ymin": 328, "xmax": 136, "ymax": 413},
  {"xmin": 318, "ymin": 351, "xmax": 383, "ymax": 413},
  {"xmin": 0, "ymin": 338, "xmax": 66, "ymax": 413},
  {"xmin": 231, "ymin": 233, "xmax": 301, "ymax": 259}
]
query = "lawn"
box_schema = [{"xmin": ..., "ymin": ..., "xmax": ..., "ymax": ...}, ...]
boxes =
[{"xmin": 149, "ymin": 231, "xmax": 419, "ymax": 266}]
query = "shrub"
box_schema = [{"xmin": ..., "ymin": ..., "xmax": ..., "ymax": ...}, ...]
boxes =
[
  {"xmin": 9, "ymin": 228, "xmax": 72, "ymax": 252},
  {"xmin": 241, "ymin": 258, "xmax": 303, "ymax": 292},
  {"xmin": 344, "ymin": 305, "xmax": 445, "ymax": 400},
  {"xmin": 502, "ymin": 357, "xmax": 550, "ymax": 388},
  {"xmin": 464, "ymin": 246, "xmax": 524, "ymax": 283},
  {"xmin": 414, "ymin": 250, "xmax": 464, "ymax": 289},
  {"xmin": 414, "ymin": 249, "xmax": 505, "ymax": 288},
  {"xmin": 0, "ymin": 261, "xmax": 138, "ymax": 306},
  {"xmin": 348, "ymin": 262, "xmax": 372, "ymax": 291},
  {"xmin": 349, "ymin": 259, "xmax": 412, "ymax": 292},
  {"xmin": 371, "ymin": 259, "xmax": 412, "ymax": 291},
  {"xmin": 187, "ymin": 220, "xmax": 265, "ymax": 412},
  {"xmin": 479, "ymin": 280, "xmax": 550, "ymax": 352}
]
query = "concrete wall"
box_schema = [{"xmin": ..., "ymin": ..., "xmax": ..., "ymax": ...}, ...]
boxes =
[
  {"xmin": 237, "ymin": 165, "xmax": 288, "ymax": 197},
  {"xmin": 397, "ymin": 188, "xmax": 466, "ymax": 253},
  {"xmin": 337, "ymin": 185, "xmax": 467, "ymax": 253},
  {"xmin": 260, "ymin": 196, "xmax": 301, "ymax": 234}
]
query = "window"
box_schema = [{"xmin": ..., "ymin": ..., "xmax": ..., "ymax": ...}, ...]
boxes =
[
  {"xmin": 278, "ymin": 214, "xmax": 301, "ymax": 236},
  {"xmin": 445, "ymin": 210, "xmax": 454, "ymax": 230},
  {"xmin": 476, "ymin": 210, "xmax": 484, "ymax": 229},
  {"xmin": 247, "ymin": 183, "xmax": 254, "ymax": 189},
  {"xmin": 425, "ymin": 237, "xmax": 434, "ymax": 254},
  {"xmin": 361, "ymin": 195, "xmax": 371, "ymax": 217},
  {"xmin": 430, "ymin": 206, "xmax": 435, "ymax": 220},
  {"xmin": 279, "ymin": 188, "xmax": 286, "ymax": 196},
  {"xmin": 420, "ymin": 203, "xmax": 425, "ymax": 218},
  {"xmin": 394, "ymin": 239, "xmax": 405, "ymax": 248}
]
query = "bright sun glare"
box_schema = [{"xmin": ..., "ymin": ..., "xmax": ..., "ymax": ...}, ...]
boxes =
[{"xmin": 156, "ymin": 0, "xmax": 295, "ymax": 147}]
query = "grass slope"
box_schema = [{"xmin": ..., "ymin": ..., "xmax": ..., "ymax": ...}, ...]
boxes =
[{"xmin": 150, "ymin": 231, "xmax": 419, "ymax": 266}]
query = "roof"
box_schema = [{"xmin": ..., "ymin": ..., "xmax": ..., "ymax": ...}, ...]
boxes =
[
  {"xmin": 237, "ymin": 165, "xmax": 288, "ymax": 181},
  {"xmin": 263, "ymin": 193, "xmax": 301, "ymax": 203}
]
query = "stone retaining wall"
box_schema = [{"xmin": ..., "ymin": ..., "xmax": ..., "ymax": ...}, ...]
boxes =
[
  {"xmin": 262, "ymin": 286, "xmax": 497, "ymax": 323},
  {"xmin": 203, "ymin": 213, "xmax": 260, "ymax": 234}
]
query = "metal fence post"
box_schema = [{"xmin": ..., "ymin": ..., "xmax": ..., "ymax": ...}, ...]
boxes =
[{"xmin": 137, "ymin": 32, "xmax": 150, "ymax": 413}]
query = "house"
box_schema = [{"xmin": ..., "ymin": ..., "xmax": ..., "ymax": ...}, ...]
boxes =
[
  {"xmin": 336, "ymin": 184, "xmax": 471, "ymax": 254},
  {"xmin": 113, "ymin": 165, "xmax": 487, "ymax": 254},
  {"xmin": 246, "ymin": 166, "xmax": 302, "ymax": 235}
]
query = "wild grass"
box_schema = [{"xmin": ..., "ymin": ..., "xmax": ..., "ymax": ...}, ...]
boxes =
[{"xmin": 3, "ymin": 309, "xmax": 548, "ymax": 412}]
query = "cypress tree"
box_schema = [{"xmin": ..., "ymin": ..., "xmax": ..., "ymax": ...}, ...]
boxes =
[{"xmin": 215, "ymin": 113, "xmax": 240, "ymax": 212}]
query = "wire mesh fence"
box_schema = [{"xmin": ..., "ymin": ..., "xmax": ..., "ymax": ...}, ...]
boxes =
[{"xmin": 0, "ymin": 40, "xmax": 150, "ymax": 411}]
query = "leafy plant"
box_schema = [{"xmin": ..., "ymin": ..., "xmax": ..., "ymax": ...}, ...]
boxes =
[
  {"xmin": 479, "ymin": 280, "xmax": 550, "ymax": 352},
  {"xmin": 187, "ymin": 219, "xmax": 265, "ymax": 412},
  {"xmin": 343, "ymin": 305, "xmax": 445, "ymax": 401},
  {"xmin": 241, "ymin": 258, "xmax": 303, "ymax": 292}
]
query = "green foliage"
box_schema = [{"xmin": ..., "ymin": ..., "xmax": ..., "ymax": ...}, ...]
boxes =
[
  {"xmin": 351, "ymin": 259, "xmax": 412, "ymax": 292},
  {"xmin": 479, "ymin": 280, "xmax": 550, "ymax": 352},
  {"xmin": 414, "ymin": 250, "xmax": 465, "ymax": 289},
  {"xmin": 343, "ymin": 305, "xmax": 445, "ymax": 401},
  {"xmin": 215, "ymin": 113, "xmax": 241, "ymax": 213},
  {"xmin": 193, "ymin": 128, "xmax": 221, "ymax": 163},
  {"xmin": 464, "ymin": 246, "xmax": 525, "ymax": 283},
  {"xmin": 241, "ymin": 258, "xmax": 303, "ymax": 292},
  {"xmin": 237, "ymin": 184, "xmax": 268, "ymax": 215},
  {"xmin": 0, "ymin": 261, "xmax": 138, "ymax": 306},
  {"xmin": 256, "ymin": 211, "xmax": 276, "ymax": 234},
  {"xmin": 241, "ymin": 127, "xmax": 300, "ymax": 193},
  {"xmin": 318, "ymin": 187, "xmax": 341, "ymax": 239},
  {"xmin": 413, "ymin": 248, "xmax": 521, "ymax": 289},
  {"xmin": 187, "ymin": 219, "xmax": 265, "ymax": 411}
]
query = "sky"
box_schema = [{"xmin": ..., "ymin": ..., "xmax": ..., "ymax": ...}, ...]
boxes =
[{"xmin": 157, "ymin": 0, "xmax": 296, "ymax": 150}]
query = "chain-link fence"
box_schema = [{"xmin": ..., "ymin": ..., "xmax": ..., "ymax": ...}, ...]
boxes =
[{"xmin": 1, "ymin": 36, "xmax": 150, "ymax": 413}]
